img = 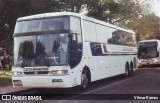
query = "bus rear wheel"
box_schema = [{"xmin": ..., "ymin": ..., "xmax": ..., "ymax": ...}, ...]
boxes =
[{"xmin": 129, "ymin": 63, "xmax": 133, "ymax": 76}]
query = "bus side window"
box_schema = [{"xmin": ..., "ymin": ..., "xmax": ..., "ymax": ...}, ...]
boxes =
[
  {"xmin": 27, "ymin": 21, "xmax": 40, "ymax": 32},
  {"xmin": 108, "ymin": 34, "xmax": 120, "ymax": 45},
  {"xmin": 125, "ymin": 34, "xmax": 134, "ymax": 46}
]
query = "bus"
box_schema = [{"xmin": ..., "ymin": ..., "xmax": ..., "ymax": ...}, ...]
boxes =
[
  {"xmin": 0, "ymin": 49, "xmax": 5, "ymax": 68},
  {"xmin": 138, "ymin": 39, "xmax": 160, "ymax": 66},
  {"xmin": 12, "ymin": 12, "xmax": 138, "ymax": 90}
]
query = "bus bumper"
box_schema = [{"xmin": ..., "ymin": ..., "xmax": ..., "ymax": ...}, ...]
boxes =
[
  {"xmin": 12, "ymin": 75, "xmax": 75, "ymax": 88},
  {"xmin": 138, "ymin": 58, "xmax": 160, "ymax": 66}
]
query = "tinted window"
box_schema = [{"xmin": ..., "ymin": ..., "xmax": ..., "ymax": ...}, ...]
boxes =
[
  {"xmin": 14, "ymin": 17, "xmax": 69, "ymax": 33},
  {"xmin": 138, "ymin": 41, "xmax": 157, "ymax": 48},
  {"xmin": 108, "ymin": 30, "xmax": 136, "ymax": 47}
]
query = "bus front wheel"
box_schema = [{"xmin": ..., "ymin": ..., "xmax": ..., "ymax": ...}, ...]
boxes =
[
  {"xmin": 125, "ymin": 64, "xmax": 130, "ymax": 77},
  {"xmin": 79, "ymin": 68, "xmax": 89, "ymax": 90}
]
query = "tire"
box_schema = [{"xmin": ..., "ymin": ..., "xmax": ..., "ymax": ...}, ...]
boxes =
[
  {"xmin": 125, "ymin": 64, "xmax": 130, "ymax": 77},
  {"xmin": 79, "ymin": 68, "xmax": 89, "ymax": 91},
  {"xmin": 129, "ymin": 64, "xmax": 133, "ymax": 76}
]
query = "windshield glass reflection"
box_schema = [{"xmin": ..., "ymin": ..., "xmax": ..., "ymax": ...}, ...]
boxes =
[
  {"xmin": 14, "ymin": 34, "xmax": 68, "ymax": 67},
  {"xmin": 138, "ymin": 42, "xmax": 158, "ymax": 59}
]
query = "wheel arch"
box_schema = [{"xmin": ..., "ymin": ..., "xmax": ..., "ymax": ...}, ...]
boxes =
[
  {"xmin": 126, "ymin": 62, "xmax": 129, "ymax": 68},
  {"xmin": 130, "ymin": 61, "xmax": 133, "ymax": 68}
]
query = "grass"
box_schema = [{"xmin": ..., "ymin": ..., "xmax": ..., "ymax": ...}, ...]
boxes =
[{"xmin": 0, "ymin": 70, "xmax": 12, "ymax": 87}]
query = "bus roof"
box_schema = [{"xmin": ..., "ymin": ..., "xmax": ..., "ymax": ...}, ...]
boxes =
[
  {"xmin": 17, "ymin": 12, "xmax": 134, "ymax": 34},
  {"xmin": 17, "ymin": 12, "xmax": 81, "ymax": 21}
]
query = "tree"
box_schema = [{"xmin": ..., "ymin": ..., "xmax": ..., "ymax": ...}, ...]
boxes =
[
  {"xmin": 122, "ymin": 0, "xmax": 160, "ymax": 41},
  {"xmin": 29, "ymin": 0, "xmax": 52, "ymax": 14},
  {"xmin": 125, "ymin": 13, "xmax": 160, "ymax": 41},
  {"xmin": 49, "ymin": 0, "xmax": 86, "ymax": 13},
  {"xmin": 0, "ymin": 0, "xmax": 158, "ymax": 52},
  {"xmin": 86, "ymin": 0, "xmax": 142, "ymax": 25},
  {"xmin": 0, "ymin": 0, "xmax": 30, "ymax": 54}
]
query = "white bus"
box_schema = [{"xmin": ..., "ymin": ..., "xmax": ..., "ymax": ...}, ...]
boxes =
[
  {"xmin": 12, "ymin": 12, "xmax": 138, "ymax": 90},
  {"xmin": 138, "ymin": 39, "xmax": 160, "ymax": 66}
]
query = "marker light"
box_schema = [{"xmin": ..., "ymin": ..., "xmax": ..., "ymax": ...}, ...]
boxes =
[{"xmin": 12, "ymin": 71, "xmax": 23, "ymax": 76}]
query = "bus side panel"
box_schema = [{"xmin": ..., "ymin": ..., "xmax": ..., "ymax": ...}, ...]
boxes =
[
  {"xmin": 82, "ymin": 16, "xmax": 137, "ymax": 83},
  {"xmin": 82, "ymin": 42, "xmax": 96, "ymax": 82},
  {"xmin": 83, "ymin": 19, "xmax": 97, "ymax": 42},
  {"xmin": 95, "ymin": 24, "xmax": 124, "ymax": 79},
  {"xmin": 81, "ymin": 19, "xmax": 98, "ymax": 82}
]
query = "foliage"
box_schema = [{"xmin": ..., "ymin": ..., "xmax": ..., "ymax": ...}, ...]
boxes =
[
  {"xmin": 0, "ymin": 70, "xmax": 12, "ymax": 77},
  {"xmin": 86, "ymin": 0, "xmax": 142, "ymax": 25},
  {"xmin": 124, "ymin": 13, "xmax": 160, "ymax": 41},
  {"xmin": 0, "ymin": 0, "xmax": 159, "ymax": 50},
  {"xmin": 0, "ymin": 70, "xmax": 12, "ymax": 87},
  {"xmin": 0, "ymin": 0, "xmax": 30, "ymax": 55}
]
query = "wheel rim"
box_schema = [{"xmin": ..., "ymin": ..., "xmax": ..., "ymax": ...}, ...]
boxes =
[{"xmin": 81, "ymin": 70, "xmax": 88, "ymax": 88}]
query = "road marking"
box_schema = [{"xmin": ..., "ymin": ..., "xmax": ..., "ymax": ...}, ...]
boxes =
[{"xmin": 56, "ymin": 73, "xmax": 146, "ymax": 103}]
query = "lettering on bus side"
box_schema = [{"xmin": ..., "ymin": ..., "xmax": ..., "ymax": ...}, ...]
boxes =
[{"xmin": 123, "ymin": 47, "xmax": 134, "ymax": 51}]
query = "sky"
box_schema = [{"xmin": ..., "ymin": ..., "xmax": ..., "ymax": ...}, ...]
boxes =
[
  {"xmin": 152, "ymin": 0, "xmax": 160, "ymax": 16},
  {"xmin": 138, "ymin": 0, "xmax": 160, "ymax": 16}
]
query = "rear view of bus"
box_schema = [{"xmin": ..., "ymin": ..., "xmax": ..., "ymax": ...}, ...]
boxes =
[{"xmin": 138, "ymin": 39, "xmax": 160, "ymax": 66}]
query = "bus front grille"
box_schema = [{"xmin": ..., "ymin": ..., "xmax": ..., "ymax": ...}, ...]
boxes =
[{"xmin": 23, "ymin": 71, "xmax": 49, "ymax": 75}]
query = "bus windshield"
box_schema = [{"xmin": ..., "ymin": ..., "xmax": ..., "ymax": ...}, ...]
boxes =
[
  {"xmin": 14, "ymin": 34, "xmax": 68, "ymax": 67},
  {"xmin": 138, "ymin": 41, "xmax": 158, "ymax": 59},
  {"xmin": 14, "ymin": 17, "xmax": 69, "ymax": 33}
]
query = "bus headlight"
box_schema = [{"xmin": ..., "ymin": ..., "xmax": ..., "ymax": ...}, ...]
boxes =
[
  {"xmin": 154, "ymin": 59, "xmax": 158, "ymax": 62},
  {"xmin": 50, "ymin": 70, "xmax": 68, "ymax": 75},
  {"xmin": 12, "ymin": 71, "xmax": 23, "ymax": 76},
  {"xmin": 138, "ymin": 59, "xmax": 142, "ymax": 63}
]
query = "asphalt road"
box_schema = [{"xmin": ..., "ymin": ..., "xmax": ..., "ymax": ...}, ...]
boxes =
[{"xmin": 2, "ymin": 65, "xmax": 160, "ymax": 103}]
